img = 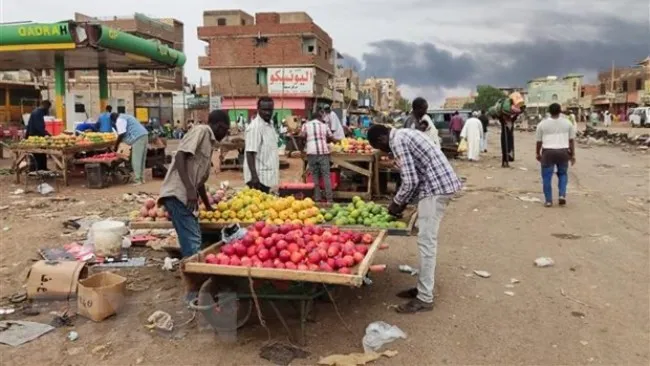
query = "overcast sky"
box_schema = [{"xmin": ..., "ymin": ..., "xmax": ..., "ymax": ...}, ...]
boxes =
[{"xmin": 1, "ymin": 0, "xmax": 649, "ymax": 105}]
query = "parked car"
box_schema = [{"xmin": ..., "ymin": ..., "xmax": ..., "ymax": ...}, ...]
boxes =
[{"xmin": 630, "ymin": 107, "xmax": 650, "ymax": 127}]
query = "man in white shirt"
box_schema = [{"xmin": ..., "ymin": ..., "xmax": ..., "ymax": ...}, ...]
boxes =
[
  {"xmin": 244, "ymin": 97, "xmax": 279, "ymax": 193},
  {"xmin": 324, "ymin": 105, "xmax": 346, "ymax": 140},
  {"xmin": 411, "ymin": 97, "xmax": 440, "ymax": 146},
  {"xmin": 535, "ymin": 103, "xmax": 576, "ymax": 207},
  {"xmin": 110, "ymin": 113, "xmax": 149, "ymax": 185}
]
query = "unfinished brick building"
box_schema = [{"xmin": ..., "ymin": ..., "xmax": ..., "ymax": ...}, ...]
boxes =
[{"xmin": 198, "ymin": 10, "xmax": 335, "ymax": 121}]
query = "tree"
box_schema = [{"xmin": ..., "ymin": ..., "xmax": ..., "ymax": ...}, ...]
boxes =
[
  {"xmin": 396, "ymin": 97, "xmax": 411, "ymax": 112},
  {"xmin": 464, "ymin": 85, "xmax": 505, "ymax": 111}
]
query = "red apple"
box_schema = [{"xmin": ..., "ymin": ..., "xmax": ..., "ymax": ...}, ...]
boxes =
[
  {"xmin": 254, "ymin": 221, "xmax": 265, "ymax": 231},
  {"xmin": 308, "ymin": 263, "xmax": 320, "ymax": 271},
  {"xmin": 297, "ymin": 264, "xmax": 309, "ymax": 271},
  {"xmin": 255, "ymin": 237, "xmax": 264, "ymax": 247},
  {"xmin": 247, "ymin": 245, "xmax": 257, "ymax": 257},
  {"xmin": 262, "ymin": 260, "xmax": 274, "ymax": 268},
  {"xmin": 319, "ymin": 262, "xmax": 334, "ymax": 272},
  {"xmin": 258, "ymin": 248, "xmax": 270, "ymax": 261},
  {"xmin": 279, "ymin": 249, "xmax": 291, "ymax": 262},
  {"xmin": 218, "ymin": 257, "xmax": 230, "ymax": 265},
  {"xmin": 327, "ymin": 258, "xmax": 336, "ymax": 268},
  {"xmin": 269, "ymin": 247, "xmax": 278, "ymax": 259},
  {"xmin": 285, "ymin": 262, "xmax": 297, "ymax": 270},
  {"xmin": 241, "ymin": 257, "xmax": 252, "ymax": 267},
  {"xmin": 205, "ymin": 253, "xmax": 218, "ymax": 264},
  {"xmin": 290, "ymin": 251, "xmax": 304, "ymax": 264},
  {"xmin": 275, "ymin": 262, "xmax": 286, "ymax": 269},
  {"xmin": 330, "ymin": 226, "xmax": 340, "ymax": 235},
  {"xmin": 288, "ymin": 243, "xmax": 300, "ymax": 253},
  {"xmin": 233, "ymin": 243, "xmax": 247, "ymax": 256},
  {"xmin": 307, "ymin": 252, "xmax": 321, "ymax": 264},
  {"xmin": 229, "ymin": 256, "xmax": 241, "ymax": 266},
  {"xmin": 334, "ymin": 258, "xmax": 347, "ymax": 269},
  {"xmin": 338, "ymin": 267, "xmax": 352, "ymax": 274},
  {"xmin": 242, "ymin": 234, "xmax": 254, "ymax": 247},
  {"xmin": 362, "ymin": 234, "xmax": 373, "ymax": 244},
  {"xmin": 353, "ymin": 252, "xmax": 364, "ymax": 264},
  {"xmin": 343, "ymin": 255, "xmax": 355, "ymax": 267},
  {"xmin": 343, "ymin": 242, "xmax": 355, "ymax": 255},
  {"xmin": 356, "ymin": 244, "xmax": 369, "ymax": 255},
  {"xmin": 276, "ymin": 240, "xmax": 288, "ymax": 250},
  {"xmin": 263, "ymin": 237, "xmax": 274, "ymax": 248},
  {"xmin": 221, "ymin": 244, "xmax": 235, "ymax": 256},
  {"xmin": 260, "ymin": 227, "xmax": 271, "ymax": 238},
  {"xmin": 327, "ymin": 245, "xmax": 340, "ymax": 258}
]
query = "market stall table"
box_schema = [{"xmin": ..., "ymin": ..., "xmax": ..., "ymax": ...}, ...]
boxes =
[
  {"xmin": 300, "ymin": 152, "xmax": 380, "ymax": 201},
  {"xmin": 181, "ymin": 229, "xmax": 387, "ymax": 345},
  {"xmin": 10, "ymin": 141, "xmax": 114, "ymax": 186}
]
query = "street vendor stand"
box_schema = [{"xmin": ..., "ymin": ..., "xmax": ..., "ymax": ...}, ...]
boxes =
[
  {"xmin": 218, "ymin": 139, "xmax": 245, "ymax": 171},
  {"xmin": 11, "ymin": 142, "xmax": 114, "ymax": 186},
  {"xmin": 180, "ymin": 229, "xmax": 387, "ymax": 345},
  {"xmin": 300, "ymin": 152, "xmax": 380, "ymax": 201}
]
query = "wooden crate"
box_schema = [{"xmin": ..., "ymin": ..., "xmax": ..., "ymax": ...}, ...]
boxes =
[
  {"xmin": 301, "ymin": 152, "xmax": 380, "ymax": 201},
  {"xmin": 318, "ymin": 204, "xmax": 418, "ymax": 236},
  {"xmin": 181, "ymin": 230, "xmax": 387, "ymax": 288}
]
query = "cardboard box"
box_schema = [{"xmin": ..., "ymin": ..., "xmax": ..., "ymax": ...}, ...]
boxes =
[
  {"xmin": 77, "ymin": 272, "xmax": 127, "ymax": 322},
  {"xmin": 26, "ymin": 261, "xmax": 88, "ymax": 300}
]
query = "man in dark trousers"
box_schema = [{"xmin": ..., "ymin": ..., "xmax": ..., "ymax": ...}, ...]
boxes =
[
  {"xmin": 479, "ymin": 110, "xmax": 489, "ymax": 152},
  {"xmin": 26, "ymin": 100, "xmax": 52, "ymax": 171}
]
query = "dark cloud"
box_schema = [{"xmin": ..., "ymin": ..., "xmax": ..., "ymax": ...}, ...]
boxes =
[{"xmin": 343, "ymin": 14, "xmax": 649, "ymax": 91}]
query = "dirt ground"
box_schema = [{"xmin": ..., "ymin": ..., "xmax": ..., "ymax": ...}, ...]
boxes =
[{"xmin": 0, "ymin": 125, "xmax": 648, "ymax": 365}]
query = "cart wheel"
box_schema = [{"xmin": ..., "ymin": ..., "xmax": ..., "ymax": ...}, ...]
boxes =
[{"xmin": 192, "ymin": 277, "xmax": 253, "ymax": 332}]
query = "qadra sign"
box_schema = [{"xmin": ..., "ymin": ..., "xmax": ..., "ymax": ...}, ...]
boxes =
[{"xmin": 17, "ymin": 24, "xmax": 69, "ymax": 37}]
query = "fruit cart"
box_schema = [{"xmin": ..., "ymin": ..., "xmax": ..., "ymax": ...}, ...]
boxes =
[
  {"xmin": 73, "ymin": 153, "xmax": 132, "ymax": 188},
  {"xmin": 181, "ymin": 227, "xmax": 387, "ymax": 345},
  {"xmin": 10, "ymin": 141, "xmax": 115, "ymax": 186}
]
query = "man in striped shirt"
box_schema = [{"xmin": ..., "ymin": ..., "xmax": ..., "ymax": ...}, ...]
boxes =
[
  {"xmin": 244, "ymin": 97, "xmax": 279, "ymax": 193},
  {"xmin": 368, "ymin": 124, "xmax": 462, "ymax": 314},
  {"xmin": 301, "ymin": 106, "xmax": 339, "ymax": 202}
]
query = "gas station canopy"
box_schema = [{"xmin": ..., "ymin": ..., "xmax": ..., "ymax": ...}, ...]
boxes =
[{"xmin": 0, "ymin": 21, "xmax": 186, "ymax": 70}]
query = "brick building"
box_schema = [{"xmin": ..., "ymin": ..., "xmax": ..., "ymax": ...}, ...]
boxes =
[
  {"xmin": 47, "ymin": 13, "xmax": 185, "ymax": 122},
  {"xmin": 361, "ymin": 78, "xmax": 397, "ymax": 112},
  {"xmin": 198, "ymin": 10, "xmax": 335, "ymax": 121},
  {"xmin": 593, "ymin": 57, "xmax": 650, "ymax": 112}
]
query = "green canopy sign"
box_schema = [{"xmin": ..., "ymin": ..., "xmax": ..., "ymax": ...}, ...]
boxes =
[{"xmin": 0, "ymin": 22, "xmax": 73, "ymax": 45}]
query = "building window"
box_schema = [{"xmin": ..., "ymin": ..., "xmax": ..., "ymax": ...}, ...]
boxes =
[
  {"xmin": 302, "ymin": 37, "xmax": 316, "ymax": 55},
  {"xmin": 551, "ymin": 94, "xmax": 558, "ymax": 101},
  {"xmin": 572, "ymin": 81, "xmax": 577, "ymax": 91},
  {"xmin": 217, "ymin": 18, "xmax": 226, "ymax": 26},
  {"xmin": 241, "ymin": 19, "xmax": 245, "ymax": 26},
  {"xmin": 621, "ymin": 80, "xmax": 628, "ymax": 92},
  {"xmin": 580, "ymin": 89, "xmax": 585, "ymax": 98},
  {"xmin": 600, "ymin": 83, "xmax": 606, "ymax": 94},
  {"xmin": 256, "ymin": 68, "xmax": 268, "ymax": 86},
  {"xmin": 0, "ymin": 88, "xmax": 5, "ymax": 104},
  {"xmin": 636, "ymin": 78, "xmax": 643, "ymax": 91}
]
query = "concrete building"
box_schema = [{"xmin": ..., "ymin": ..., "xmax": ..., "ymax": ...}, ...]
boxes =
[
  {"xmin": 443, "ymin": 94, "xmax": 475, "ymax": 110},
  {"xmin": 44, "ymin": 13, "xmax": 185, "ymax": 123},
  {"xmin": 361, "ymin": 77, "xmax": 397, "ymax": 112},
  {"xmin": 333, "ymin": 66, "xmax": 359, "ymax": 109},
  {"xmin": 198, "ymin": 10, "xmax": 335, "ymax": 121},
  {"xmin": 592, "ymin": 57, "xmax": 650, "ymax": 111},
  {"xmin": 525, "ymin": 74, "xmax": 583, "ymax": 112}
]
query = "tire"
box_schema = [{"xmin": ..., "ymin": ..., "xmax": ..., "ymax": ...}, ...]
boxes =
[{"xmin": 193, "ymin": 277, "xmax": 253, "ymax": 332}]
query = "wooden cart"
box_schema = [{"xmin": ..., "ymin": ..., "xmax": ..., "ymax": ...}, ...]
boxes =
[
  {"xmin": 181, "ymin": 229, "xmax": 387, "ymax": 345},
  {"xmin": 300, "ymin": 152, "xmax": 380, "ymax": 201},
  {"xmin": 10, "ymin": 142, "xmax": 114, "ymax": 186}
]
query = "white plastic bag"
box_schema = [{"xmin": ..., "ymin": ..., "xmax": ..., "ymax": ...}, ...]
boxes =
[
  {"xmin": 36, "ymin": 183, "xmax": 54, "ymax": 195},
  {"xmin": 362, "ymin": 321, "xmax": 407, "ymax": 353}
]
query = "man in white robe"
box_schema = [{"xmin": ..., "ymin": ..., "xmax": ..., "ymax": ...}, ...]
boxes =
[{"xmin": 460, "ymin": 112, "xmax": 484, "ymax": 161}]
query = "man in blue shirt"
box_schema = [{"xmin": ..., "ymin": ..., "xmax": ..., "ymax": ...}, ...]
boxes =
[
  {"xmin": 26, "ymin": 100, "xmax": 51, "ymax": 171},
  {"xmin": 111, "ymin": 113, "xmax": 149, "ymax": 185},
  {"xmin": 97, "ymin": 105, "xmax": 113, "ymax": 133}
]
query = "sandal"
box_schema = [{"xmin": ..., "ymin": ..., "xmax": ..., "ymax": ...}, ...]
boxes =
[{"xmin": 396, "ymin": 298, "xmax": 434, "ymax": 313}]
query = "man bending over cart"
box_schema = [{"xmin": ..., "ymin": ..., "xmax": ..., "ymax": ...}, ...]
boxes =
[
  {"xmin": 367, "ymin": 123, "xmax": 462, "ymax": 313},
  {"xmin": 158, "ymin": 110, "xmax": 231, "ymax": 257}
]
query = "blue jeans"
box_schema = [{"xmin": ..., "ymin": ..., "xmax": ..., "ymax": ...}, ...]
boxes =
[
  {"xmin": 163, "ymin": 197, "xmax": 201, "ymax": 257},
  {"xmin": 541, "ymin": 163, "xmax": 568, "ymax": 203}
]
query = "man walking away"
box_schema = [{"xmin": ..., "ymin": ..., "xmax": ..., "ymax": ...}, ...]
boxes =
[
  {"xmin": 324, "ymin": 105, "xmax": 346, "ymax": 141},
  {"xmin": 245, "ymin": 97, "xmax": 279, "ymax": 193},
  {"xmin": 603, "ymin": 110, "xmax": 612, "ymax": 127},
  {"xmin": 449, "ymin": 111, "xmax": 464, "ymax": 142},
  {"xmin": 301, "ymin": 106, "xmax": 339, "ymax": 202},
  {"xmin": 412, "ymin": 97, "xmax": 440, "ymax": 146},
  {"xmin": 479, "ymin": 110, "xmax": 489, "ymax": 152},
  {"xmin": 535, "ymin": 103, "xmax": 576, "ymax": 207},
  {"xmin": 111, "ymin": 113, "xmax": 149, "ymax": 185},
  {"xmin": 461, "ymin": 112, "xmax": 483, "ymax": 161},
  {"xmin": 97, "ymin": 105, "xmax": 113, "ymax": 133},
  {"xmin": 367, "ymin": 124, "xmax": 462, "ymax": 313},
  {"xmin": 26, "ymin": 100, "xmax": 51, "ymax": 171},
  {"xmin": 159, "ymin": 110, "xmax": 230, "ymax": 257}
]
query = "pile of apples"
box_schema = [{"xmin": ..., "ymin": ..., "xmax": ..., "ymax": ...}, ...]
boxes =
[
  {"xmin": 330, "ymin": 138, "xmax": 375, "ymax": 154},
  {"xmin": 132, "ymin": 198, "xmax": 170, "ymax": 222},
  {"xmin": 204, "ymin": 222, "xmax": 374, "ymax": 274}
]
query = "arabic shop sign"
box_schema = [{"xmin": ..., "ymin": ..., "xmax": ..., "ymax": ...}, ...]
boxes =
[
  {"xmin": 267, "ymin": 68, "xmax": 314, "ymax": 96},
  {"xmin": 1, "ymin": 23, "xmax": 73, "ymax": 45}
]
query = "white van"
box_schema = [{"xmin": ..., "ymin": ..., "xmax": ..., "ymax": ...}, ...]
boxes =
[{"xmin": 630, "ymin": 107, "xmax": 650, "ymax": 127}]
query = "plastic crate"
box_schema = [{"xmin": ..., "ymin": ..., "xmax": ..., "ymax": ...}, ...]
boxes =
[
  {"xmin": 84, "ymin": 163, "xmax": 108, "ymax": 189},
  {"xmin": 306, "ymin": 170, "xmax": 340, "ymax": 190}
]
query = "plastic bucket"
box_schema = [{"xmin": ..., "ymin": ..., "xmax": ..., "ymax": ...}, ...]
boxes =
[{"xmin": 91, "ymin": 220, "xmax": 127, "ymax": 257}]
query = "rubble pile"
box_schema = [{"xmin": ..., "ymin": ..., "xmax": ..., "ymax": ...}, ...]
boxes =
[{"xmin": 577, "ymin": 126, "xmax": 650, "ymax": 149}]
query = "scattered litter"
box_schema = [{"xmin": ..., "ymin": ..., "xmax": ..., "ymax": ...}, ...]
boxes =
[
  {"xmin": 510, "ymin": 278, "xmax": 520, "ymax": 284},
  {"xmin": 2, "ymin": 227, "xmax": 9, "ymax": 232},
  {"xmin": 473, "ymin": 270, "xmax": 491, "ymax": 278},
  {"xmin": 67, "ymin": 347, "xmax": 84, "ymax": 356},
  {"xmin": 504, "ymin": 284, "xmax": 515, "ymax": 288},
  {"xmin": 571, "ymin": 311, "xmax": 586, "ymax": 318},
  {"xmin": 362, "ymin": 321, "xmax": 407, "ymax": 353},
  {"xmin": 98, "ymin": 257, "xmax": 146, "ymax": 268},
  {"xmin": 580, "ymin": 340, "xmax": 589, "ymax": 346},
  {"xmin": 472, "ymin": 208, "xmax": 479, "ymax": 212},
  {"xmin": 485, "ymin": 176, "xmax": 493, "ymax": 180},
  {"xmin": 534, "ymin": 257, "xmax": 555, "ymax": 267},
  {"xmin": 136, "ymin": 357, "xmax": 144, "ymax": 364},
  {"xmin": 551, "ymin": 233, "xmax": 582, "ymax": 240},
  {"xmin": 259, "ymin": 342, "xmax": 309, "ymax": 366},
  {"xmin": 518, "ymin": 196, "xmax": 542, "ymax": 203},
  {"xmin": 11, "ymin": 189, "xmax": 24, "ymax": 195},
  {"xmin": 0, "ymin": 205, "xmax": 9, "ymax": 211},
  {"xmin": 318, "ymin": 351, "xmax": 398, "ymax": 365},
  {"xmin": 146, "ymin": 310, "xmax": 174, "ymax": 332},
  {"xmin": 0, "ymin": 307, "xmax": 15, "ymax": 315},
  {"xmin": 22, "ymin": 307, "xmax": 40, "ymax": 316},
  {"xmin": 560, "ymin": 288, "xmax": 591, "ymax": 308},
  {"xmin": 518, "ymin": 167, "xmax": 528, "ymax": 171},
  {"xmin": 162, "ymin": 257, "xmax": 180, "ymax": 271},
  {"xmin": 621, "ymin": 164, "xmax": 631, "ymax": 168},
  {"xmin": 0, "ymin": 321, "xmax": 55, "ymax": 346},
  {"xmin": 398, "ymin": 265, "xmax": 418, "ymax": 276},
  {"xmin": 504, "ymin": 291, "xmax": 515, "ymax": 296},
  {"xmin": 67, "ymin": 331, "xmax": 79, "ymax": 341},
  {"xmin": 50, "ymin": 311, "xmax": 75, "ymax": 328},
  {"xmin": 92, "ymin": 343, "xmax": 112, "ymax": 360},
  {"xmin": 463, "ymin": 273, "xmax": 473, "ymax": 278},
  {"xmin": 36, "ymin": 183, "xmax": 55, "ymax": 195}
]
